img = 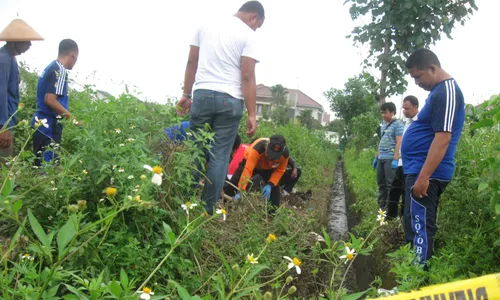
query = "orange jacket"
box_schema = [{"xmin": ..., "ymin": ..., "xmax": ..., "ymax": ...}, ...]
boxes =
[{"xmin": 238, "ymin": 138, "xmax": 290, "ymax": 190}]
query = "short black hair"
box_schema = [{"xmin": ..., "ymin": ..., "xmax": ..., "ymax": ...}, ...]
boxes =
[
  {"xmin": 239, "ymin": 1, "xmax": 265, "ymax": 20},
  {"xmin": 232, "ymin": 134, "xmax": 241, "ymax": 151},
  {"xmin": 403, "ymin": 95, "xmax": 419, "ymax": 108},
  {"xmin": 380, "ymin": 102, "xmax": 396, "ymax": 114},
  {"xmin": 405, "ymin": 48, "xmax": 441, "ymax": 70},
  {"xmin": 58, "ymin": 39, "xmax": 78, "ymax": 56}
]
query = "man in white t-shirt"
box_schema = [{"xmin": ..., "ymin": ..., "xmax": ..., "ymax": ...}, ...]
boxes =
[
  {"xmin": 387, "ymin": 95, "xmax": 419, "ymax": 219},
  {"xmin": 176, "ymin": 1, "xmax": 265, "ymax": 215}
]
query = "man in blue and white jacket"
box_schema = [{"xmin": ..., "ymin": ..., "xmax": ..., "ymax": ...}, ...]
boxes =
[{"xmin": 402, "ymin": 48, "xmax": 465, "ymax": 265}]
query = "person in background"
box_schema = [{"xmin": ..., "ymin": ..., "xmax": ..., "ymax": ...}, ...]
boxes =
[
  {"xmin": 387, "ymin": 95, "xmax": 419, "ymax": 219},
  {"xmin": 32, "ymin": 39, "xmax": 78, "ymax": 166},
  {"xmin": 0, "ymin": 18, "xmax": 43, "ymax": 161},
  {"xmin": 224, "ymin": 135, "xmax": 289, "ymax": 213},
  {"xmin": 176, "ymin": 1, "xmax": 265, "ymax": 215},
  {"xmin": 226, "ymin": 137, "xmax": 301, "ymax": 194},
  {"xmin": 372, "ymin": 102, "xmax": 404, "ymax": 210},
  {"xmin": 402, "ymin": 48, "xmax": 465, "ymax": 265}
]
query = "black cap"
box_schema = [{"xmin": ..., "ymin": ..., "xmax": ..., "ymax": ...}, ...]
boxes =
[{"xmin": 267, "ymin": 135, "xmax": 286, "ymax": 160}]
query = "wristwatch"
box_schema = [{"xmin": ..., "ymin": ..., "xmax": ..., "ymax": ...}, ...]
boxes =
[{"xmin": 182, "ymin": 93, "xmax": 192, "ymax": 99}]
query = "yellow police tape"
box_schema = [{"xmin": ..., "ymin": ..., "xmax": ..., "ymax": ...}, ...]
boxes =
[{"xmin": 378, "ymin": 273, "xmax": 500, "ymax": 300}]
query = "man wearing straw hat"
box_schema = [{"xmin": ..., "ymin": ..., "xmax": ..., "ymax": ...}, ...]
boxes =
[{"xmin": 0, "ymin": 18, "xmax": 43, "ymax": 159}]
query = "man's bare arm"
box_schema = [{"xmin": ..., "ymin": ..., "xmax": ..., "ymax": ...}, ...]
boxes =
[
  {"xmin": 241, "ymin": 56, "xmax": 257, "ymax": 117},
  {"xmin": 183, "ymin": 46, "xmax": 199, "ymax": 96},
  {"xmin": 44, "ymin": 93, "xmax": 71, "ymax": 119},
  {"xmin": 394, "ymin": 135, "xmax": 402, "ymax": 159}
]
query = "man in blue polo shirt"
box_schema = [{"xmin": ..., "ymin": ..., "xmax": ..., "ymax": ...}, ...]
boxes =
[
  {"xmin": 402, "ymin": 49, "xmax": 465, "ymax": 265},
  {"xmin": 32, "ymin": 39, "xmax": 78, "ymax": 166}
]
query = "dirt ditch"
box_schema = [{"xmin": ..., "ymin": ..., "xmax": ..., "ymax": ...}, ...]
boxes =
[{"xmin": 328, "ymin": 157, "xmax": 377, "ymax": 292}]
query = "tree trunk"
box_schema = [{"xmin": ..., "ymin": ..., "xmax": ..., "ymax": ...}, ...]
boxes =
[{"xmin": 379, "ymin": 35, "xmax": 391, "ymax": 105}]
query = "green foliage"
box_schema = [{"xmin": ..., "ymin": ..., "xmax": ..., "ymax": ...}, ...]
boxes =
[
  {"xmin": 324, "ymin": 73, "xmax": 378, "ymax": 137},
  {"xmin": 297, "ymin": 110, "xmax": 321, "ymax": 131},
  {"xmin": 346, "ymin": 0, "xmax": 478, "ymax": 101},
  {"xmin": 269, "ymin": 84, "xmax": 290, "ymax": 126},
  {"xmin": 347, "ymin": 113, "xmax": 380, "ymax": 151}
]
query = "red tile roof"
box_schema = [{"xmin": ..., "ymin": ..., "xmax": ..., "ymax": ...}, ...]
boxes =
[{"xmin": 256, "ymin": 84, "xmax": 323, "ymax": 109}]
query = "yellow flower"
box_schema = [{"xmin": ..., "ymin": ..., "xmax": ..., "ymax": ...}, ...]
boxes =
[
  {"xmin": 283, "ymin": 256, "xmax": 302, "ymax": 274},
  {"xmin": 128, "ymin": 138, "xmax": 134, "ymax": 142},
  {"xmin": 339, "ymin": 246, "xmax": 356, "ymax": 264},
  {"xmin": 266, "ymin": 233, "xmax": 277, "ymax": 243},
  {"xmin": 21, "ymin": 253, "xmax": 33, "ymax": 260},
  {"xmin": 82, "ymin": 169, "xmax": 88, "ymax": 175},
  {"xmin": 106, "ymin": 187, "xmax": 117, "ymax": 197},
  {"xmin": 19, "ymin": 103, "xmax": 25, "ymax": 109},
  {"xmin": 216, "ymin": 208, "xmax": 227, "ymax": 221},
  {"xmin": 115, "ymin": 128, "xmax": 121, "ymax": 133},
  {"xmin": 246, "ymin": 253, "xmax": 258, "ymax": 264},
  {"xmin": 137, "ymin": 287, "xmax": 154, "ymax": 300}
]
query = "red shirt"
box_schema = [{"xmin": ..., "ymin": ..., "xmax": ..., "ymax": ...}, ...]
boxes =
[{"xmin": 228, "ymin": 144, "xmax": 249, "ymax": 176}]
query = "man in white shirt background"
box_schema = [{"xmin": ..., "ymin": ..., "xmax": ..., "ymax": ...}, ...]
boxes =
[
  {"xmin": 387, "ymin": 95, "xmax": 419, "ymax": 219},
  {"xmin": 176, "ymin": 1, "xmax": 264, "ymax": 215}
]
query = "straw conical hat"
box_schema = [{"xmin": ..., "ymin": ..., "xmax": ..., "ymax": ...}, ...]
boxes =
[{"xmin": 0, "ymin": 19, "xmax": 43, "ymax": 41}]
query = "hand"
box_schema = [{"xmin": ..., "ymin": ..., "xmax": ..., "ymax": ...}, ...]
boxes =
[
  {"xmin": 176, "ymin": 96, "xmax": 192, "ymax": 116},
  {"xmin": 233, "ymin": 193, "xmax": 241, "ymax": 201},
  {"xmin": 246, "ymin": 115, "xmax": 257, "ymax": 137},
  {"xmin": 291, "ymin": 167, "xmax": 298, "ymax": 179},
  {"xmin": 0, "ymin": 130, "xmax": 12, "ymax": 149},
  {"xmin": 412, "ymin": 176, "xmax": 429, "ymax": 199},
  {"xmin": 391, "ymin": 159, "xmax": 398, "ymax": 169},
  {"xmin": 261, "ymin": 184, "xmax": 272, "ymax": 200},
  {"xmin": 372, "ymin": 157, "xmax": 378, "ymax": 169}
]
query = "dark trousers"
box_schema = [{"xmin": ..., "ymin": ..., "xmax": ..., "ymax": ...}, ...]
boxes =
[
  {"xmin": 387, "ymin": 166, "xmax": 405, "ymax": 219},
  {"xmin": 376, "ymin": 159, "xmax": 395, "ymax": 209},
  {"xmin": 224, "ymin": 159, "xmax": 281, "ymax": 209},
  {"xmin": 279, "ymin": 167, "xmax": 302, "ymax": 193},
  {"xmin": 33, "ymin": 120, "xmax": 63, "ymax": 167},
  {"xmin": 403, "ymin": 174, "xmax": 448, "ymax": 265}
]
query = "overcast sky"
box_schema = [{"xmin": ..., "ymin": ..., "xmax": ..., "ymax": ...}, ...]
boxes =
[{"xmin": 1, "ymin": 0, "xmax": 498, "ymax": 118}]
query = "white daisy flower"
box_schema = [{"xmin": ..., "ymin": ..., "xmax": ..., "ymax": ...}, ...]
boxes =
[
  {"xmin": 143, "ymin": 165, "xmax": 163, "ymax": 186},
  {"xmin": 283, "ymin": 256, "xmax": 302, "ymax": 274}
]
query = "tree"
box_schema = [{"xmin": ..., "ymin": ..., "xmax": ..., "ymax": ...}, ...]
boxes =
[
  {"xmin": 269, "ymin": 84, "xmax": 290, "ymax": 126},
  {"xmin": 326, "ymin": 118, "xmax": 347, "ymax": 139},
  {"xmin": 346, "ymin": 0, "xmax": 478, "ymax": 103},
  {"xmin": 297, "ymin": 109, "xmax": 315, "ymax": 130},
  {"xmin": 324, "ymin": 73, "xmax": 378, "ymax": 137}
]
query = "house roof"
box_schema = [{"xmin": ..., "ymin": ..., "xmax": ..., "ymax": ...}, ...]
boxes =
[
  {"xmin": 256, "ymin": 84, "xmax": 323, "ymax": 109},
  {"xmin": 96, "ymin": 90, "xmax": 113, "ymax": 98}
]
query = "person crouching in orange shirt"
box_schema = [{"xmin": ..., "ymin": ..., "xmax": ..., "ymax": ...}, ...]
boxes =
[{"xmin": 224, "ymin": 135, "xmax": 289, "ymax": 213}]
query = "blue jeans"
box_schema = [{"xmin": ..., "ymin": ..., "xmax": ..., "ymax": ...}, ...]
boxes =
[{"xmin": 189, "ymin": 89, "xmax": 244, "ymax": 215}]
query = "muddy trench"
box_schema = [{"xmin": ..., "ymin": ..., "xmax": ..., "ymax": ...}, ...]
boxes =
[{"xmin": 328, "ymin": 157, "xmax": 377, "ymax": 292}]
